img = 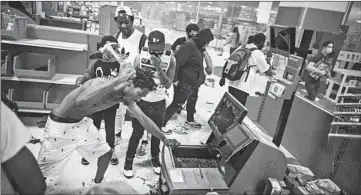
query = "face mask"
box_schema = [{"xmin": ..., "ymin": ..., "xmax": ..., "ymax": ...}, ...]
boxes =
[{"xmin": 325, "ymin": 48, "xmax": 332, "ymax": 54}]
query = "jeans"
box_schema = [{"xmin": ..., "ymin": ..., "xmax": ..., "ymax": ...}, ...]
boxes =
[
  {"xmin": 126, "ymin": 99, "xmax": 166, "ymax": 159},
  {"xmin": 91, "ymin": 104, "xmax": 119, "ymax": 149},
  {"xmin": 164, "ymin": 84, "xmax": 199, "ymax": 125}
]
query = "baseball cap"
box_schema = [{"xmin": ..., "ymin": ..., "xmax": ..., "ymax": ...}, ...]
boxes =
[
  {"xmin": 114, "ymin": 5, "xmax": 134, "ymax": 17},
  {"xmin": 148, "ymin": 30, "xmax": 165, "ymax": 53}
]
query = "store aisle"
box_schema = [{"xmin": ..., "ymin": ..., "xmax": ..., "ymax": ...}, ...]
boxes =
[{"xmin": 25, "ymin": 77, "xmax": 295, "ymax": 194}]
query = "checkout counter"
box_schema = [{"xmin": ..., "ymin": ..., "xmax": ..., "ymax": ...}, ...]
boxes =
[
  {"xmin": 243, "ymin": 48, "xmax": 360, "ymax": 193},
  {"xmin": 157, "ymin": 92, "xmax": 287, "ymax": 195}
]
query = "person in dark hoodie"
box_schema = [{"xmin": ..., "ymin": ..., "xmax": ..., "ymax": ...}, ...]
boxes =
[{"xmin": 163, "ymin": 28, "xmax": 214, "ymax": 128}]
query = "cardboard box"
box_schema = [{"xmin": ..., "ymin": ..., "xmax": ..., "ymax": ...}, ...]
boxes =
[
  {"xmin": 286, "ymin": 164, "xmax": 315, "ymax": 180},
  {"xmin": 294, "ymin": 186, "xmax": 311, "ymax": 195},
  {"xmin": 263, "ymin": 178, "xmax": 282, "ymax": 195},
  {"xmin": 309, "ymin": 179, "xmax": 341, "ymax": 195}
]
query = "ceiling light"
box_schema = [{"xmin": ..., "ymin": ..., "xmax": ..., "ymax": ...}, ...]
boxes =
[{"xmin": 357, "ymin": 20, "xmax": 361, "ymax": 23}]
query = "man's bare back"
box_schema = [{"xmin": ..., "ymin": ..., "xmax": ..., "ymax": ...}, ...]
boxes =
[{"xmin": 52, "ymin": 70, "xmax": 134, "ymax": 120}]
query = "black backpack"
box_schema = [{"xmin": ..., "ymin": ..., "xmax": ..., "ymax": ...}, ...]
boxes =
[{"xmin": 221, "ymin": 47, "xmax": 257, "ymax": 81}]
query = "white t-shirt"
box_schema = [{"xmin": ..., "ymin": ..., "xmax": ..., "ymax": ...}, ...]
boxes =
[
  {"xmin": 228, "ymin": 43, "xmax": 270, "ymax": 96},
  {"xmin": 115, "ymin": 29, "xmax": 144, "ymax": 65},
  {"xmin": 1, "ymin": 101, "xmax": 32, "ymax": 194}
]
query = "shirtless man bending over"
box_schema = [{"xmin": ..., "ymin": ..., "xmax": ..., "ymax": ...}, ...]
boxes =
[{"xmin": 37, "ymin": 53, "xmax": 179, "ymax": 184}]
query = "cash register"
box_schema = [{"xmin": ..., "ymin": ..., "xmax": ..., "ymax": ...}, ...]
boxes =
[{"xmin": 157, "ymin": 92, "xmax": 287, "ymax": 195}]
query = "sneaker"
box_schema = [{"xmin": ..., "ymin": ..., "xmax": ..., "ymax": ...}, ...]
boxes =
[
  {"xmin": 150, "ymin": 155, "xmax": 161, "ymax": 175},
  {"xmin": 137, "ymin": 140, "xmax": 148, "ymax": 159},
  {"xmin": 94, "ymin": 177, "xmax": 104, "ymax": 184},
  {"xmin": 185, "ymin": 120, "xmax": 202, "ymax": 129},
  {"xmin": 111, "ymin": 154, "xmax": 119, "ymax": 165},
  {"xmin": 123, "ymin": 158, "xmax": 134, "ymax": 178},
  {"xmin": 81, "ymin": 158, "xmax": 89, "ymax": 165}
]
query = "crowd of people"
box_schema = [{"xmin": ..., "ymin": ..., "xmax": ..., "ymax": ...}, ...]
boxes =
[
  {"xmin": 0, "ymin": 2, "xmax": 341, "ymax": 194},
  {"xmin": 1, "ymin": 5, "xmax": 218, "ymax": 194}
]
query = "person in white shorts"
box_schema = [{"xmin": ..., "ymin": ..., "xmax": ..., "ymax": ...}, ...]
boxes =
[{"xmin": 38, "ymin": 46, "xmax": 179, "ymax": 184}]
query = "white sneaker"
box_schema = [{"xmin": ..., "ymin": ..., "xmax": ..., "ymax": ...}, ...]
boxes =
[
  {"xmin": 123, "ymin": 158, "xmax": 134, "ymax": 178},
  {"xmin": 123, "ymin": 169, "xmax": 134, "ymax": 179}
]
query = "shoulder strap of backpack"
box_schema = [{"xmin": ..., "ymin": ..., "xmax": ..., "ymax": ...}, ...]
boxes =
[
  {"xmin": 138, "ymin": 34, "xmax": 147, "ymax": 54},
  {"xmin": 244, "ymin": 48, "xmax": 258, "ymax": 82}
]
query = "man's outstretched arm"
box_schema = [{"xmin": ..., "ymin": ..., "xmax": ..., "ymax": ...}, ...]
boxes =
[{"xmin": 127, "ymin": 101, "xmax": 166, "ymax": 141}]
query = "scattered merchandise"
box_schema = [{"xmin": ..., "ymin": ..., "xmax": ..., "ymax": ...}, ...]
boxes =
[{"xmin": 286, "ymin": 164, "xmax": 315, "ymax": 180}]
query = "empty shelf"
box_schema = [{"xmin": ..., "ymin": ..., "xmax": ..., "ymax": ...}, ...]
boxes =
[
  {"xmin": 18, "ymin": 108, "xmax": 51, "ymax": 114},
  {"xmin": 1, "ymin": 73, "xmax": 80, "ymax": 85},
  {"xmin": 1, "ymin": 39, "xmax": 88, "ymax": 51}
]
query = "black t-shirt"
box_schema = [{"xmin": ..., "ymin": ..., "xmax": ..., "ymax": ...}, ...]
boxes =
[
  {"xmin": 93, "ymin": 60, "xmax": 120, "ymax": 80},
  {"xmin": 175, "ymin": 39, "xmax": 205, "ymax": 87},
  {"xmin": 171, "ymin": 37, "xmax": 186, "ymax": 52}
]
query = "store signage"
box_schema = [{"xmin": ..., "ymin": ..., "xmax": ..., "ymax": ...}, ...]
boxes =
[{"xmin": 268, "ymin": 83, "xmax": 285, "ymax": 98}]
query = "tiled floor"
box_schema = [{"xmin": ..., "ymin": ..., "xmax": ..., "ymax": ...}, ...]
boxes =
[{"xmin": 25, "ymin": 78, "xmax": 295, "ymax": 194}]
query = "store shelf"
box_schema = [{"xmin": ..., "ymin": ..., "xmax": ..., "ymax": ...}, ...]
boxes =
[
  {"xmin": 332, "ymin": 122, "xmax": 361, "ymax": 126},
  {"xmin": 1, "ymin": 39, "xmax": 88, "ymax": 51},
  {"xmin": 18, "ymin": 108, "xmax": 51, "ymax": 114},
  {"xmin": 334, "ymin": 112, "xmax": 361, "ymax": 115},
  {"xmin": 1, "ymin": 73, "xmax": 80, "ymax": 85}
]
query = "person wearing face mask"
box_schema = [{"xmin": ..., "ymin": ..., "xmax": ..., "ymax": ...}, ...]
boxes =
[
  {"xmin": 163, "ymin": 28, "xmax": 214, "ymax": 129},
  {"xmin": 76, "ymin": 35, "xmax": 122, "ymax": 166},
  {"xmin": 305, "ymin": 40, "xmax": 334, "ymax": 101},
  {"xmin": 167, "ymin": 24, "xmax": 213, "ymax": 130},
  {"xmin": 123, "ymin": 30, "xmax": 176, "ymax": 178}
]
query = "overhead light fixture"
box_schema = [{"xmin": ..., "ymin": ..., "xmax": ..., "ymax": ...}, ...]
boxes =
[
  {"xmin": 357, "ymin": 20, "xmax": 361, "ymax": 23},
  {"xmin": 241, "ymin": 5, "xmax": 247, "ymax": 8}
]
